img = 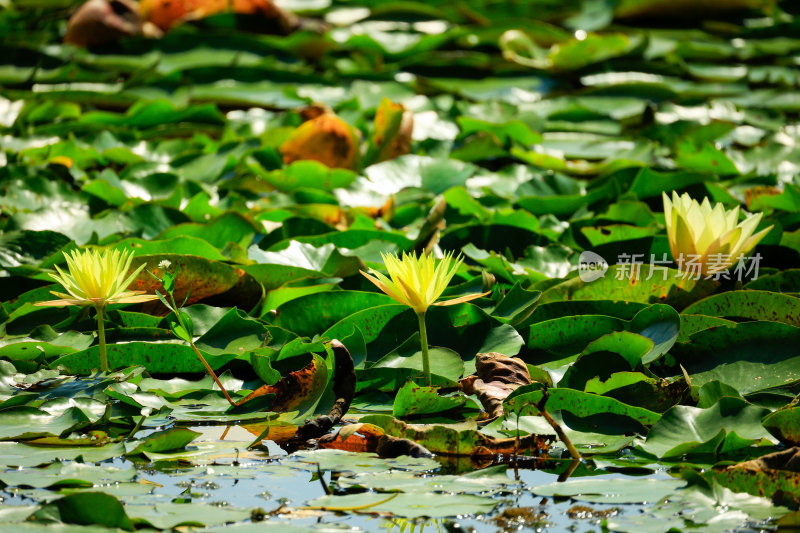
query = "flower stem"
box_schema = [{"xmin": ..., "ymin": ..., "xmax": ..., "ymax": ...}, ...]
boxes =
[
  {"xmin": 417, "ymin": 311, "xmax": 431, "ymax": 386},
  {"xmin": 189, "ymin": 342, "xmax": 237, "ymax": 407},
  {"xmin": 95, "ymin": 303, "xmax": 109, "ymax": 373},
  {"xmin": 168, "ymin": 292, "xmax": 236, "ymax": 407}
]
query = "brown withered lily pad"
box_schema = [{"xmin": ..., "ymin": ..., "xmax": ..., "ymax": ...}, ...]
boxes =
[
  {"xmin": 280, "ymin": 113, "xmax": 362, "ymax": 170},
  {"xmin": 140, "ymin": 0, "xmax": 295, "ymax": 32},
  {"xmin": 362, "ymin": 415, "xmax": 553, "ymax": 459},
  {"xmin": 317, "ymin": 423, "xmax": 433, "ymax": 458},
  {"xmin": 461, "ymin": 352, "xmax": 534, "ymax": 421},
  {"xmin": 295, "ymin": 340, "xmax": 356, "ymax": 440},
  {"xmin": 130, "ymin": 254, "xmax": 262, "ymax": 313},
  {"xmin": 236, "ymin": 353, "xmax": 327, "ymax": 412},
  {"xmin": 65, "ymin": 0, "xmax": 142, "ymax": 47},
  {"xmin": 715, "ymin": 447, "xmax": 800, "ymax": 507}
]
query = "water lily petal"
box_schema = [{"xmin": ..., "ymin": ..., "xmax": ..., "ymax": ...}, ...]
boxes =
[
  {"xmin": 684, "ymin": 201, "xmax": 706, "ymax": 244},
  {"xmin": 35, "ymin": 297, "xmax": 91, "ymax": 307},
  {"xmin": 434, "ymin": 290, "xmax": 492, "ymax": 307},
  {"xmin": 38, "ymin": 248, "xmax": 155, "ymax": 308},
  {"xmin": 394, "ymin": 276, "xmax": 425, "ymax": 313},
  {"xmin": 361, "ymin": 269, "xmax": 409, "ymax": 307},
  {"xmin": 664, "ymin": 193, "xmax": 771, "ymax": 275},
  {"xmin": 109, "ymin": 292, "xmax": 161, "ymax": 304},
  {"xmin": 733, "ymin": 225, "xmax": 773, "ymax": 260},
  {"xmin": 672, "ymin": 209, "xmax": 697, "ymax": 257},
  {"xmin": 699, "ymin": 197, "xmax": 713, "ymax": 215},
  {"xmin": 361, "ymin": 251, "xmax": 486, "ymax": 315},
  {"xmin": 115, "ymin": 260, "xmax": 148, "ymax": 300},
  {"xmin": 725, "ymin": 205, "xmax": 740, "ymax": 230}
]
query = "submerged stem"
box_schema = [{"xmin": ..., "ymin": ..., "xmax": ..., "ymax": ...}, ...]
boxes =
[
  {"xmin": 417, "ymin": 311, "xmax": 431, "ymax": 386},
  {"xmin": 95, "ymin": 303, "xmax": 108, "ymax": 373},
  {"xmin": 537, "ymin": 390, "xmax": 581, "ymax": 462}
]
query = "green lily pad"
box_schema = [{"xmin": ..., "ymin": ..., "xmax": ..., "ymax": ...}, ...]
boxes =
[
  {"xmin": 392, "ymin": 382, "xmax": 477, "ymax": 418},
  {"xmin": 639, "ymin": 397, "xmax": 774, "ymax": 459},
  {"xmin": 683, "ymin": 291, "xmax": 800, "ymax": 327}
]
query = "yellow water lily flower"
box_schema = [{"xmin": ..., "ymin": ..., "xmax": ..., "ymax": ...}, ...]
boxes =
[
  {"xmin": 361, "ymin": 250, "xmax": 490, "ymax": 385},
  {"xmin": 36, "ymin": 248, "xmax": 156, "ymax": 307},
  {"xmin": 36, "ymin": 248, "xmax": 157, "ymax": 372},
  {"xmin": 361, "ymin": 250, "xmax": 488, "ymax": 314},
  {"xmin": 663, "ymin": 192, "xmax": 772, "ymax": 275}
]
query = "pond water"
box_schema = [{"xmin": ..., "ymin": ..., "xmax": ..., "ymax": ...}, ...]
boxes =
[{"xmin": 0, "ymin": 424, "xmax": 786, "ymax": 532}]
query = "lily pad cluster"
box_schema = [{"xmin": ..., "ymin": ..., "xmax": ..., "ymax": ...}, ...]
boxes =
[{"xmin": 2, "ymin": 0, "xmax": 800, "ymax": 530}]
